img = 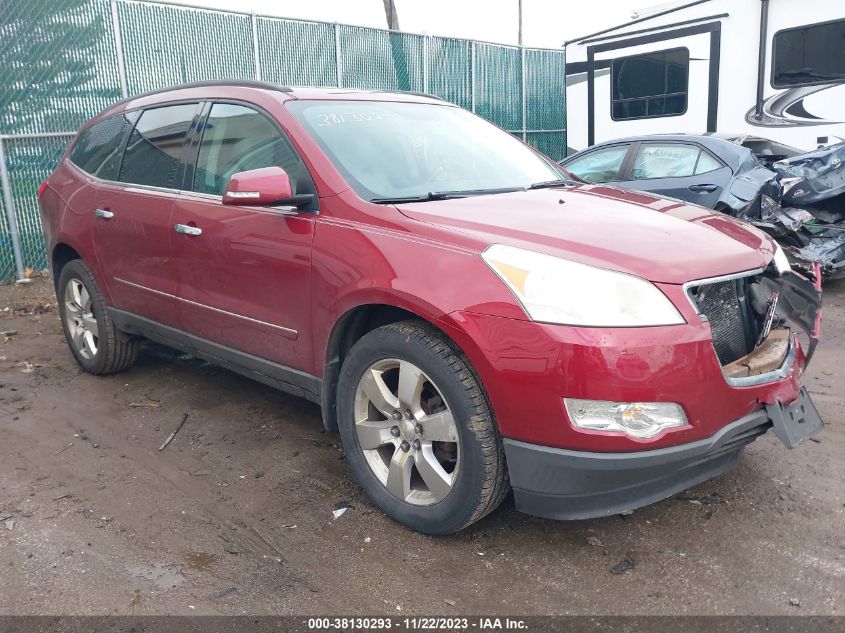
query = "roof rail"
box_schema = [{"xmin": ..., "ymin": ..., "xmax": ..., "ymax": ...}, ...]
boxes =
[{"xmin": 116, "ymin": 79, "xmax": 294, "ymax": 104}]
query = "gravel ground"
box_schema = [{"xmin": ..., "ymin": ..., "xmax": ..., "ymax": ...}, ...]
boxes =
[{"xmin": 0, "ymin": 276, "xmax": 843, "ymax": 616}]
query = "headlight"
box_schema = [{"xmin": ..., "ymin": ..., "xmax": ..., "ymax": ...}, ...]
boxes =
[
  {"xmin": 772, "ymin": 242, "xmax": 791, "ymax": 274},
  {"xmin": 481, "ymin": 244, "xmax": 684, "ymax": 327},
  {"xmin": 564, "ymin": 398, "xmax": 688, "ymax": 439}
]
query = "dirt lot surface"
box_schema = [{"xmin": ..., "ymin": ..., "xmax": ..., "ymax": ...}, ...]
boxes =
[{"xmin": 0, "ymin": 277, "xmax": 843, "ymax": 616}]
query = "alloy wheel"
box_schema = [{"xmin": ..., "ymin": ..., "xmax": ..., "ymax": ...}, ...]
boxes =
[
  {"xmin": 354, "ymin": 358, "xmax": 460, "ymax": 506},
  {"xmin": 63, "ymin": 278, "xmax": 99, "ymax": 359}
]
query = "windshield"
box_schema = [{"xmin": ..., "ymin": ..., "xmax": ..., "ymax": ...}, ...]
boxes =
[{"xmin": 287, "ymin": 100, "xmax": 566, "ymax": 202}]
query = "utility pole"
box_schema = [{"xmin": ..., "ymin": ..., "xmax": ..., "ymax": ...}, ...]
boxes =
[
  {"xmin": 381, "ymin": 0, "xmax": 409, "ymax": 90},
  {"xmin": 383, "ymin": 0, "xmax": 400, "ymax": 30},
  {"xmin": 518, "ymin": 0, "xmax": 523, "ymax": 46}
]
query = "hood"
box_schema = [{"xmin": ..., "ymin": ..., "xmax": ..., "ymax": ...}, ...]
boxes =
[{"xmin": 396, "ymin": 184, "xmax": 775, "ymax": 284}]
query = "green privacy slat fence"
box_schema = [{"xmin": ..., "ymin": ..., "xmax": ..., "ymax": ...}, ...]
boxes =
[
  {"xmin": 118, "ymin": 1, "xmax": 256, "ymax": 93},
  {"xmin": 426, "ymin": 37, "xmax": 472, "ymax": 110},
  {"xmin": 257, "ymin": 17, "xmax": 338, "ymax": 87},
  {"xmin": 0, "ymin": 0, "xmax": 565, "ymax": 282}
]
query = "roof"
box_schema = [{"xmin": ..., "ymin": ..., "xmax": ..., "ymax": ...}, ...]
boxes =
[{"xmin": 564, "ymin": 0, "xmax": 714, "ymax": 46}]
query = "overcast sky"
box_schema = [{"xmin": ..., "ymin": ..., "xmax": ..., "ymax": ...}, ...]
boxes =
[{"xmin": 156, "ymin": 0, "xmax": 661, "ymax": 48}]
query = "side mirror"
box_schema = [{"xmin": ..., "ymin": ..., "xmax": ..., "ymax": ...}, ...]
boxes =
[{"xmin": 222, "ymin": 166, "xmax": 313, "ymax": 208}]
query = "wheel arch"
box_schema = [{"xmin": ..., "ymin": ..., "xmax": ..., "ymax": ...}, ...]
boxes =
[
  {"xmin": 51, "ymin": 242, "xmax": 82, "ymax": 290},
  {"xmin": 319, "ymin": 301, "xmax": 476, "ymax": 434}
]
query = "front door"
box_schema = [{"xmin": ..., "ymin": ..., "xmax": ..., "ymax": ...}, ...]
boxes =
[
  {"xmin": 170, "ymin": 102, "xmax": 316, "ymax": 373},
  {"xmin": 93, "ymin": 102, "xmax": 200, "ymax": 328}
]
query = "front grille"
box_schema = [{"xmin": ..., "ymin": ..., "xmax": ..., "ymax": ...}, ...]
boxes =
[{"xmin": 690, "ymin": 279, "xmax": 754, "ymax": 365}]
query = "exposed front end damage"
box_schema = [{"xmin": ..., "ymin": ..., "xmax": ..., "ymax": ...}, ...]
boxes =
[
  {"xmin": 727, "ymin": 141, "xmax": 845, "ymax": 280},
  {"xmin": 686, "ymin": 264, "xmax": 822, "ymax": 385}
]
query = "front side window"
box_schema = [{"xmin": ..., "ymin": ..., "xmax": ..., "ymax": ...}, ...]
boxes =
[
  {"xmin": 286, "ymin": 100, "xmax": 564, "ymax": 202},
  {"xmin": 193, "ymin": 103, "xmax": 308, "ymax": 196},
  {"xmin": 772, "ymin": 19, "xmax": 845, "ymax": 88},
  {"xmin": 118, "ymin": 103, "xmax": 197, "ymax": 188},
  {"xmin": 611, "ymin": 48, "xmax": 689, "ymax": 120},
  {"xmin": 562, "ymin": 145, "xmax": 629, "ymax": 183},
  {"xmin": 69, "ymin": 112, "xmax": 138, "ymax": 180},
  {"xmin": 632, "ymin": 144, "xmax": 721, "ymax": 179}
]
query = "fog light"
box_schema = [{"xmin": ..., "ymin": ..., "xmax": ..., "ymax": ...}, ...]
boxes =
[{"xmin": 564, "ymin": 399, "xmax": 688, "ymax": 439}]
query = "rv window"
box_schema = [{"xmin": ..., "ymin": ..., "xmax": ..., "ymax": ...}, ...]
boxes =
[
  {"xmin": 772, "ymin": 19, "xmax": 845, "ymax": 88},
  {"xmin": 611, "ymin": 48, "xmax": 689, "ymax": 121}
]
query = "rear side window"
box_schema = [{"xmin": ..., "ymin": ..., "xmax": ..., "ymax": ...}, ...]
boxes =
[
  {"xmin": 632, "ymin": 144, "xmax": 721, "ymax": 179},
  {"xmin": 772, "ymin": 19, "xmax": 845, "ymax": 88},
  {"xmin": 69, "ymin": 112, "xmax": 138, "ymax": 180},
  {"xmin": 118, "ymin": 103, "xmax": 197, "ymax": 189},
  {"xmin": 611, "ymin": 48, "xmax": 689, "ymax": 120},
  {"xmin": 193, "ymin": 103, "xmax": 309, "ymax": 196},
  {"xmin": 563, "ymin": 145, "xmax": 629, "ymax": 183}
]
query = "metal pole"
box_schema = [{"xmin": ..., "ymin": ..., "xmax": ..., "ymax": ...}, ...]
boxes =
[
  {"xmin": 754, "ymin": 0, "xmax": 770, "ymax": 120},
  {"xmin": 470, "ymin": 41, "xmax": 476, "ymax": 112},
  {"xmin": 518, "ymin": 0, "xmax": 523, "ymax": 47},
  {"xmin": 110, "ymin": 0, "xmax": 129, "ymax": 97},
  {"xmin": 521, "ymin": 46, "xmax": 527, "ymax": 141},
  {"xmin": 423, "ymin": 35, "xmax": 429, "ymax": 94},
  {"xmin": 0, "ymin": 139, "xmax": 27, "ymax": 283},
  {"xmin": 251, "ymin": 12, "xmax": 262, "ymax": 80},
  {"xmin": 334, "ymin": 23, "xmax": 343, "ymax": 87}
]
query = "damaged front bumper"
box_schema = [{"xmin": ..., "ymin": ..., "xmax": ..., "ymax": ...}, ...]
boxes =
[{"xmin": 501, "ymin": 266, "xmax": 824, "ymax": 521}]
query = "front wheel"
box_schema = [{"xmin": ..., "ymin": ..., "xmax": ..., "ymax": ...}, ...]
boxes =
[
  {"xmin": 336, "ymin": 321, "xmax": 509, "ymax": 534},
  {"xmin": 57, "ymin": 260, "xmax": 139, "ymax": 375}
]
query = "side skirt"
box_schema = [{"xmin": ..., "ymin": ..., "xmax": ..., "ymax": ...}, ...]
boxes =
[{"xmin": 109, "ymin": 308, "xmax": 321, "ymax": 404}]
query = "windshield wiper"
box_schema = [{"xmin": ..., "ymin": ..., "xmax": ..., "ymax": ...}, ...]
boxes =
[
  {"xmin": 370, "ymin": 187, "xmax": 522, "ymax": 204},
  {"xmin": 527, "ymin": 179, "xmax": 576, "ymax": 190}
]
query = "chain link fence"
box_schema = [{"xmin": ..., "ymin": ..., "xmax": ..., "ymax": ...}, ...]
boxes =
[{"xmin": 0, "ymin": 0, "xmax": 566, "ymax": 282}]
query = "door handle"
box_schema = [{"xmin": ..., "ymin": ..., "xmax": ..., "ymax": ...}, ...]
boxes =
[
  {"xmin": 174, "ymin": 223, "xmax": 202, "ymax": 236},
  {"xmin": 95, "ymin": 208, "xmax": 114, "ymax": 219},
  {"xmin": 688, "ymin": 184, "xmax": 718, "ymax": 193}
]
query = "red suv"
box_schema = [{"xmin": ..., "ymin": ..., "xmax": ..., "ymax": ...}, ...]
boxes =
[{"xmin": 40, "ymin": 81, "xmax": 824, "ymax": 534}]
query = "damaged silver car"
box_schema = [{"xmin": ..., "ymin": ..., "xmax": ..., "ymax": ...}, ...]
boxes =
[{"xmin": 560, "ymin": 134, "xmax": 845, "ymax": 279}]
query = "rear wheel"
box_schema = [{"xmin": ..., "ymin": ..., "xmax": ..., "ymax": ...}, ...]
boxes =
[
  {"xmin": 57, "ymin": 260, "xmax": 138, "ymax": 375},
  {"xmin": 337, "ymin": 321, "xmax": 508, "ymax": 534}
]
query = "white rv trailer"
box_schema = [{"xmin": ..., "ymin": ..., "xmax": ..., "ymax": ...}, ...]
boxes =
[{"xmin": 564, "ymin": 0, "xmax": 845, "ymax": 153}]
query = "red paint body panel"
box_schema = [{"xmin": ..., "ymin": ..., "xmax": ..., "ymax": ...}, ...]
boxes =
[
  {"xmin": 170, "ymin": 193, "xmax": 315, "ymax": 370},
  {"xmin": 39, "ymin": 84, "xmax": 817, "ymax": 459}
]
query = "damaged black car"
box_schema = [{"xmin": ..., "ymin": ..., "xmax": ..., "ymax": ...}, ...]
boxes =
[{"xmin": 560, "ymin": 134, "xmax": 845, "ymax": 279}]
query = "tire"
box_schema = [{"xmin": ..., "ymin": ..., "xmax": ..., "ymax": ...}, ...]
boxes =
[
  {"xmin": 336, "ymin": 320, "xmax": 509, "ymax": 534},
  {"xmin": 57, "ymin": 259, "xmax": 139, "ymax": 375}
]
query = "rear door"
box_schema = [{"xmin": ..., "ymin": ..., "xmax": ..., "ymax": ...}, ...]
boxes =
[
  {"xmin": 170, "ymin": 101, "xmax": 317, "ymax": 373},
  {"xmin": 93, "ymin": 102, "xmax": 200, "ymax": 327},
  {"xmin": 624, "ymin": 141, "xmax": 731, "ymax": 208}
]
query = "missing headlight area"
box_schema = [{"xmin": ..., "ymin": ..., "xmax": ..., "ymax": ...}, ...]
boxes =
[
  {"xmin": 687, "ymin": 267, "xmax": 821, "ymax": 381},
  {"xmin": 732, "ymin": 141, "xmax": 845, "ymax": 280}
]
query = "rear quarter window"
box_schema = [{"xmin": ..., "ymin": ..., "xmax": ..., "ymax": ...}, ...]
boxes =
[{"xmin": 69, "ymin": 112, "xmax": 138, "ymax": 181}]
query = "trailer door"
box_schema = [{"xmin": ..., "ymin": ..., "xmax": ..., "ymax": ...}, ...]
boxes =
[{"xmin": 587, "ymin": 25, "xmax": 720, "ymax": 146}]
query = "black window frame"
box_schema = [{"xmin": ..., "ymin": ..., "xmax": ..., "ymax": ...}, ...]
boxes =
[
  {"xmin": 609, "ymin": 47, "xmax": 690, "ymax": 122},
  {"xmin": 183, "ymin": 98, "xmax": 319, "ymax": 212},
  {"xmin": 116, "ymin": 101, "xmax": 203, "ymax": 191},
  {"xmin": 627, "ymin": 141, "xmax": 726, "ymax": 181},
  {"xmin": 771, "ymin": 17, "xmax": 845, "ymax": 89}
]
